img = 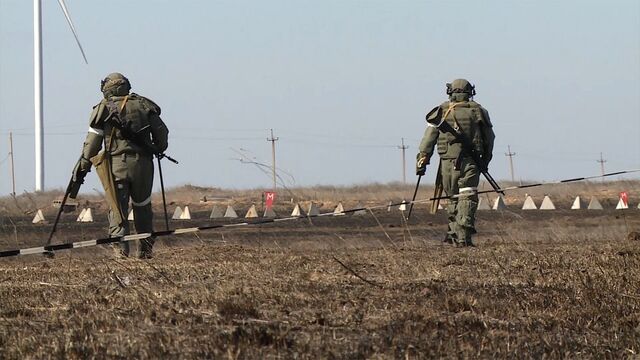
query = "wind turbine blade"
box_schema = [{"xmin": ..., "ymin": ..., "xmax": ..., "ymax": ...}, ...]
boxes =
[{"xmin": 56, "ymin": 0, "xmax": 88, "ymax": 64}]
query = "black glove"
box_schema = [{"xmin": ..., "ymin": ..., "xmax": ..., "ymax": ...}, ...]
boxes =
[
  {"xmin": 416, "ymin": 153, "xmax": 429, "ymax": 176},
  {"xmin": 479, "ymin": 153, "xmax": 492, "ymax": 172},
  {"xmin": 72, "ymin": 157, "xmax": 91, "ymax": 183}
]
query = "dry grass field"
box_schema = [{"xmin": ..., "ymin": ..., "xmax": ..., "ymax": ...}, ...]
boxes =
[{"xmin": 0, "ymin": 181, "xmax": 639, "ymax": 358}]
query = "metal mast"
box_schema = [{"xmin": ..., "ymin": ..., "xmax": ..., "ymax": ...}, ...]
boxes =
[
  {"xmin": 33, "ymin": 0, "xmax": 88, "ymax": 191},
  {"xmin": 34, "ymin": 0, "xmax": 44, "ymax": 191}
]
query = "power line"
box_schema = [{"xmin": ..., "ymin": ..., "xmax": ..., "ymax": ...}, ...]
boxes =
[{"xmin": 230, "ymin": 147, "xmax": 300, "ymax": 201}]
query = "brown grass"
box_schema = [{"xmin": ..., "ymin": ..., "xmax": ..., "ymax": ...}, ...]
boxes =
[{"xmin": 0, "ymin": 205, "xmax": 639, "ymax": 358}]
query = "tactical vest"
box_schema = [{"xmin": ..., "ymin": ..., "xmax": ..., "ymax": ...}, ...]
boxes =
[
  {"xmin": 101, "ymin": 94, "xmax": 158, "ymax": 157},
  {"xmin": 436, "ymin": 101, "xmax": 486, "ymax": 159}
]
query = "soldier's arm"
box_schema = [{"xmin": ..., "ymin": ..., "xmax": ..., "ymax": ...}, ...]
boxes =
[
  {"xmin": 140, "ymin": 97, "xmax": 169, "ymax": 154},
  {"xmin": 73, "ymin": 104, "xmax": 106, "ymax": 180},
  {"xmin": 149, "ymin": 113, "xmax": 169, "ymax": 154},
  {"xmin": 478, "ymin": 108, "xmax": 495, "ymax": 165},
  {"xmin": 415, "ymin": 125, "xmax": 439, "ymax": 175},
  {"xmin": 418, "ymin": 125, "xmax": 439, "ymax": 164}
]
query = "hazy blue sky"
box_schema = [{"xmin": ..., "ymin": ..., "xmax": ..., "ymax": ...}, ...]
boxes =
[{"xmin": 0, "ymin": 0, "xmax": 639, "ymax": 195}]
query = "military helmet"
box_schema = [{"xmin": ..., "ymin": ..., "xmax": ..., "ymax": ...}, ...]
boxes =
[
  {"xmin": 446, "ymin": 78, "xmax": 476, "ymax": 96},
  {"xmin": 100, "ymin": 72, "xmax": 131, "ymax": 97}
]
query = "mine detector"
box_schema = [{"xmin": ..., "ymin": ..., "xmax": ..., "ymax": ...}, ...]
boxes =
[{"xmin": 407, "ymin": 106, "xmax": 504, "ymax": 220}]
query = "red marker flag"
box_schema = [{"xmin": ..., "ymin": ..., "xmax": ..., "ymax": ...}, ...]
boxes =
[
  {"xmin": 265, "ymin": 191, "xmax": 276, "ymax": 209},
  {"xmin": 620, "ymin": 192, "xmax": 629, "ymax": 207}
]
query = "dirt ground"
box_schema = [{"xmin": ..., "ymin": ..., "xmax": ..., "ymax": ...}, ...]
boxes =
[{"xmin": 0, "ymin": 206, "xmax": 639, "ymax": 358}]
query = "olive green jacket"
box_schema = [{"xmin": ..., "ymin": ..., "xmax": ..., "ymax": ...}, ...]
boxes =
[
  {"xmin": 78, "ymin": 93, "xmax": 169, "ymax": 172},
  {"xmin": 418, "ymin": 99, "xmax": 494, "ymax": 165}
]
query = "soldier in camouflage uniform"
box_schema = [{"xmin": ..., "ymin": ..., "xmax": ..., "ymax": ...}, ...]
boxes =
[
  {"xmin": 73, "ymin": 73, "xmax": 169, "ymax": 258},
  {"xmin": 416, "ymin": 79, "xmax": 495, "ymax": 247}
]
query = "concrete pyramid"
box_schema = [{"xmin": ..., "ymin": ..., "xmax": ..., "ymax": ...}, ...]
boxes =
[
  {"xmin": 245, "ymin": 205, "xmax": 259, "ymax": 218},
  {"xmin": 307, "ymin": 202, "xmax": 320, "ymax": 216},
  {"xmin": 263, "ymin": 207, "xmax": 277, "ymax": 218},
  {"xmin": 180, "ymin": 206, "xmax": 192, "ymax": 219},
  {"xmin": 80, "ymin": 208, "xmax": 94, "ymax": 222},
  {"xmin": 127, "ymin": 209, "xmax": 134, "ymax": 221},
  {"xmin": 32, "ymin": 209, "xmax": 46, "ymax": 224},
  {"xmin": 172, "ymin": 206, "xmax": 183, "ymax": 220},
  {"xmin": 571, "ymin": 196, "xmax": 584, "ymax": 210},
  {"xmin": 76, "ymin": 208, "xmax": 87, "ymax": 222},
  {"xmin": 477, "ymin": 198, "xmax": 491, "ymax": 210},
  {"xmin": 291, "ymin": 203, "xmax": 304, "ymax": 217},
  {"xmin": 615, "ymin": 198, "xmax": 629, "ymax": 210},
  {"xmin": 333, "ymin": 202, "xmax": 346, "ymax": 216},
  {"xmin": 224, "ymin": 205, "xmax": 238, "ymax": 218},
  {"xmin": 438, "ymin": 203, "xmax": 444, "ymax": 210},
  {"xmin": 522, "ymin": 195, "xmax": 537, "ymax": 210},
  {"xmin": 210, "ymin": 206, "xmax": 224, "ymax": 219},
  {"xmin": 540, "ymin": 195, "xmax": 556, "ymax": 210},
  {"xmin": 353, "ymin": 203, "xmax": 367, "ymax": 216},
  {"xmin": 492, "ymin": 196, "xmax": 506, "ymax": 210},
  {"xmin": 588, "ymin": 197, "xmax": 603, "ymax": 210},
  {"xmin": 398, "ymin": 200, "xmax": 407, "ymax": 211}
]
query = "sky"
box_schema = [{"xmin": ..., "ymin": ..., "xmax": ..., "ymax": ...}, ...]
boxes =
[{"xmin": 0, "ymin": 0, "xmax": 639, "ymax": 195}]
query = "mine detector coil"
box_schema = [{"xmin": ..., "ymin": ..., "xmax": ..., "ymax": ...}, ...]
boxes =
[{"xmin": 5, "ymin": 169, "xmax": 638, "ymax": 259}]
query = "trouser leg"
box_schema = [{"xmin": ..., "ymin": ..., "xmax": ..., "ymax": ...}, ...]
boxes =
[
  {"xmin": 134, "ymin": 203, "xmax": 154, "ymax": 257},
  {"xmin": 441, "ymin": 159, "xmax": 459, "ymax": 243},
  {"xmin": 129, "ymin": 156, "xmax": 155, "ymax": 258},
  {"xmin": 446, "ymin": 200, "xmax": 458, "ymax": 243},
  {"xmin": 109, "ymin": 180, "xmax": 131, "ymax": 256},
  {"xmin": 455, "ymin": 158, "xmax": 480, "ymax": 245}
]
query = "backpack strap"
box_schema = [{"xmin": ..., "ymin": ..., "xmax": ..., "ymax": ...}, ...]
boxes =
[
  {"xmin": 443, "ymin": 102, "xmax": 463, "ymax": 132},
  {"xmin": 104, "ymin": 96, "xmax": 129, "ymax": 152}
]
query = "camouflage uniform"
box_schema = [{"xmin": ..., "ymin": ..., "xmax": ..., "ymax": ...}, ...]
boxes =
[
  {"xmin": 74, "ymin": 73, "xmax": 169, "ymax": 258},
  {"xmin": 417, "ymin": 79, "xmax": 495, "ymax": 246}
]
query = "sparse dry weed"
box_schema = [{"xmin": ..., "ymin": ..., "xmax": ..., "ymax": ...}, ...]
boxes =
[{"xmin": 0, "ymin": 182, "xmax": 639, "ymax": 358}]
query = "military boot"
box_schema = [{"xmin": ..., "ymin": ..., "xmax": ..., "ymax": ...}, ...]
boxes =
[
  {"xmin": 443, "ymin": 234, "xmax": 455, "ymax": 244},
  {"xmin": 461, "ymin": 238, "xmax": 476, "ymax": 247},
  {"xmin": 443, "ymin": 226, "xmax": 456, "ymax": 244},
  {"xmin": 138, "ymin": 237, "xmax": 154, "ymax": 259},
  {"xmin": 111, "ymin": 242, "xmax": 130, "ymax": 258},
  {"xmin": 451, "ymin": 224, "xmax": 473, "ymax": 247}
]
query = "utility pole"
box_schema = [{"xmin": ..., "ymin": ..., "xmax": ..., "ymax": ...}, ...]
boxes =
[
  {"xmin": 597, "ymin": 152, "xmax": 606, "ymax": 182},
  {"xmin": 267, "ymin": 129, "xmax": 279, "ymax": 191},
  {"xmin": 505, "ymin": 145, "xmax": 516, "ymax": 183},
  {"xmin": 397, "ymin": 138, "xmax": 408, "ymax": 184},
  {"xmin": 9, "ymin": 132, "xmax": 16, "ymax": 196}
]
